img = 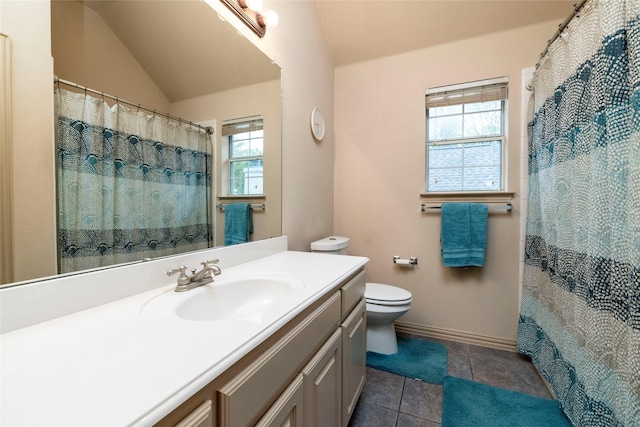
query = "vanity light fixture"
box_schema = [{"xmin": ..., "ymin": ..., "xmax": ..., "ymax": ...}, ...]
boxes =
[
  {"xmin": 242, "ymin": 0, "xmax": 263, "ymax": 12},
  {"xmin": 258, "ymin": 10, "xmax": 279, "ymax": 29},
  {"xmin": 220, "ymin": 0, "xmax": 279, "ymax": 38},
  {"xmin": 239, "ymin": 0, "xmax": 279, "ymax": 29}
]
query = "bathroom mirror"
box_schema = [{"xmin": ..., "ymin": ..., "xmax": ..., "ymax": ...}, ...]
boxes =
[{"xmin": 1, "ymin": 0, "xmax": 281, "ymax": 286}]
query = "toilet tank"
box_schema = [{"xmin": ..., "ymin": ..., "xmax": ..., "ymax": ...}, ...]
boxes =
[{"xmin": 310, "ymin": 236, "xmax": 349, "ymax": 255}]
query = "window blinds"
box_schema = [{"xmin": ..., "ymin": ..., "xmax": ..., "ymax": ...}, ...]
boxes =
[
  {"xmin": 425, "ymin": 77, "xmax": 508, "ymax": 109},
  {"xmin": 221, "ymin": 117, "xmax": 263, "ymax": 136}
]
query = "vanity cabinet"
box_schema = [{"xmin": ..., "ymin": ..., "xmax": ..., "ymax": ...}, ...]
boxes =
[
  {"xmin": 218, "ymin": 292, "xmax": 341, "ymax": 427},
  {"xmin": 302, "ymin": 328, "xmax": 342, "ymax": 427},
  {"xmin": 341, "ymin": 298, "xmax": 366, "ymax": 427},
  {"xmin": 175, "ymin": 400, "xmax": 214, "ymax": 427},
  {"xmin": 255, "ymin": 374, "xmax": 304, "ymax": 427},
  {"xmin": 156, "ymin": 268, "xmax": 366, "ymax": 427}
]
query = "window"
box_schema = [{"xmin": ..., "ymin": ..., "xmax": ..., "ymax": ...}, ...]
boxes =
[
  {"xmin": 425, "ymin": 78, "xmax": 508, "ymax": 192},
  {"xmin": 222, "ymin": 117, "xmax": 264, "ymax": 195}
]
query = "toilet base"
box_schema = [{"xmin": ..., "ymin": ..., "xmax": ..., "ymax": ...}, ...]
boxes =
[{"xmin": 366, "ymin": 322, "xmax": 399, "ymax": 355}]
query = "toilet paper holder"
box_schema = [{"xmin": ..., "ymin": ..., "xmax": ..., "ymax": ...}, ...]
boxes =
[{"xmin": 393, "ymin": 256, "xmax": 418, "ymax": 266}]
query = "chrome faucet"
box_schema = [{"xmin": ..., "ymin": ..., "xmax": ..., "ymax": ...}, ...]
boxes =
[{"xmin": 167, "ymin": 259, "xmax": 222, "ymax": 292}]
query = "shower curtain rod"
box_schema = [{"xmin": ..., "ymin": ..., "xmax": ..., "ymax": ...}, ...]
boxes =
[
  {"xmin": 536, "ymin": 0, "xmax": 589, "ymax": 68},
  {"xmin": 53, "ymin": 77, "xmax": 214, "ymax": 135}
]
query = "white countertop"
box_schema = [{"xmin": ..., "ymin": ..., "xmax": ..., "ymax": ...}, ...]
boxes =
[{"xmin": 0, "ymin": 251, "xmax": 368, "ymax": 426}]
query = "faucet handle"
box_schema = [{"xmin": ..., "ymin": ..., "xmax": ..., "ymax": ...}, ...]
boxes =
[
  {"xmin": 167, "ymin": 265, "xmax": 188, "ymax": 276},
  {"xmin": 167, "ymin": 265, "xmax": 192, "ymax": 286},
  {"xmin": 201, "ymin": 259, "xmax": 222, "ymax": 277}
]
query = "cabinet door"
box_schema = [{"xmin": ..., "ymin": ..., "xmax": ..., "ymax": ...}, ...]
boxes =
[
  {"xmin": 218, "ymin": 292, "xmax": 341, "ymax": 427},
  {"xmin": 174, "ymin": 400, "xmax": 214, "ymax": 427},
  {"xmin": 341, "ymin": 299, "xmax": 366, "ymax": 427},
  {"xmin": 302, "ymin": 328, "xmax": 342, "ymax": 427},
  {"xmin": 255, "ymin": 374, "xmax": 304, "ymax": 427}
]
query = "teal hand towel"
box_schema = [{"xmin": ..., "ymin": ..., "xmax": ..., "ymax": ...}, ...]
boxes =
[
  {"xmin": 440, "ymin": 202, "xmax": 488, "ymax": 267},
  {"xmin": 224, "ymin": 203, "xmax": 253, "ymax": 246}
]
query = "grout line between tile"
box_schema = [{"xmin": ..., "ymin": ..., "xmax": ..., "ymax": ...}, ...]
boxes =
[
  {"xmin": 353, "ymin": 338, "xmax": 551, "ymax": 427},
  {"xmin": 468, "ymin": 352, "xmax": 476, "ymax": 381},
  {"xmin": 394, "ymin": 377, "xmax": 408, "ymax": 426}
]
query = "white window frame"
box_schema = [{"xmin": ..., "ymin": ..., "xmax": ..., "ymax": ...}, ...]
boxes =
[
  {"xmin": 425, "ymin": 77, "xmax": 508, "ymax": 194},
  {"xmin": 222, "ymin": 116, "xmax": 264, "ymax": 196}
]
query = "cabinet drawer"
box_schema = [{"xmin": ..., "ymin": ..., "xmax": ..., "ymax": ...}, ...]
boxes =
[
  {"xmin": 218, "ymin": 291, "xmax": 341, "ymax": 427},
  {"xmin": 341, "ymin": 270, "xmax": 365, "ymax": 318}
]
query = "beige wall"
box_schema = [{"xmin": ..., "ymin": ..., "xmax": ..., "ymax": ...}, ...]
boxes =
[
  {"xmin": 273, "ymin": 2, "xmax": 336, "ymax": 252},
  {"xmin": 169, "ymin": 80, "xmax": 282, "ymax": 245},
  {"xmin": 3, "ymin": 0, "xmax": 285, "ymax": 283},
  {"xmin": 0, "ymin": 0, "xmax": 56, "ymax": 282},
  {"xmin": 217, "ymin": 1, "xmax": 555, "ymax": 345},
  {"xmin": 2, "ymin": 0, "xmax": 554, "ymax": 346},
  {"xmin": 1, "ymin": 0, "xmax": 173, "ymax": 283},
  {"xmin": 51, "ymin": 0, "xmax": 170, "ymax": 112},
  {"xmin": 333, "ymin": 21, "xmax": 557, "ymax": 346},
  {"xmin": 217, "ymin": 0, "xmax": 336, "ymax": 251},
  {"xmin": 54, "ymin": 0, "xmax": 283, "ymax": 248},
  {"xmin": 0, "ymin": 0, "xmax": 168, "ymax": 281}
]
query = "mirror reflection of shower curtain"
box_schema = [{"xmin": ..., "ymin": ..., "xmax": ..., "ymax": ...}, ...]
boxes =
[{"xmin": 55, "ymin": 88, "xmax": 212, "ymax": 273}]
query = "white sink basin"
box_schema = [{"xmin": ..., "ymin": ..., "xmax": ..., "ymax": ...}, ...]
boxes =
[{"xmin": 141, "ymin": 272, "xmax": 304, "ymax": 322}]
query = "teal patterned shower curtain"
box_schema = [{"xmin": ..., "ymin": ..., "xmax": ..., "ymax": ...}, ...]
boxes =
[
  {"xmin": 56, "ymin": 88, "xmax": 211, "ymax": 273},
  {"xmin": 518, "ymin": 1, "xmax": 640, "ymax": 425}
]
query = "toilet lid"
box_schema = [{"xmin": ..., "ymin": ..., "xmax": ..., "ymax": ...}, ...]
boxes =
[{"xmin": 365, "ymin": 283, "xmax": 412, "ymax": 305}]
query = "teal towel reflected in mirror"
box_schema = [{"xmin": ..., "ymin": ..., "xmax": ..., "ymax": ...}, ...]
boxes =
[
  {"xmin": 440, "ymin": 202, "xmax": 488, "ymax": 267},
  {"xmin": 224, "ymin": 203, "xmax": 253, "ymax": 246}
]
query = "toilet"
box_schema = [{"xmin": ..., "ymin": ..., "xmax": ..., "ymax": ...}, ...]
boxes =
[{"xmin": 310, "ymin": 236, "xmax": 412, "ymax": 355}]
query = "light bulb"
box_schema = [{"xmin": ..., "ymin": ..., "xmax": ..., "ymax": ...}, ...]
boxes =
[{"xmin": 260, "ymin": 10, "xmax": 279, "ymax": 28}]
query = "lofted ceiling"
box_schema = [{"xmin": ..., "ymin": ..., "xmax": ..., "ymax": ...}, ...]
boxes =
[
  {"xmin": 314, "ymin": 0, "xmax": 578, "ymax": 66},
  {"xmin": 80, "ymin": 0, "xmax": 280, "ymax": 102},
  {"xmin": 78, "ymin": 1, "xmax": 578, "ymax": 100}
]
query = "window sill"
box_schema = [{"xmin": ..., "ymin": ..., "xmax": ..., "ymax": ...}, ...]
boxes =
[
  {"xmin": 218, "ymin": 195, "xmax": 266, "ymax": 200},
  {"xmin": 420, "ymin": 191, "xmax": 514, "ymax": 203}
]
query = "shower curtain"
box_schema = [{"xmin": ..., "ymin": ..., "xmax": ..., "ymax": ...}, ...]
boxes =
[
  {"xmin": 517, "ymin": 1, "xmax": 640, "ymax": 425},
  {"xmin": 56, "ymin": 88, "xmax": 212, "ymax": 273}
]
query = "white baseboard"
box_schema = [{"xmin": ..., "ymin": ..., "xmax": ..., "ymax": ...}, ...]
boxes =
[{"xmin": 394, "ymin": 321, "xmax": 518, "ymax": 352}]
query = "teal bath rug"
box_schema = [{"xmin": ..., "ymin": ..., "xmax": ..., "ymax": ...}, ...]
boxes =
[
  {"xmin": 366, "ymin": 336, "xmax": 447, "ymax": 384},
  {"xmin": 442, "ymin": 376, "xmax": 571, "ymax": 427}
]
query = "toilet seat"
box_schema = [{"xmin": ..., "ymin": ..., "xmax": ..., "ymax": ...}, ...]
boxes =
[{"xmin": 365, "ymin": 282, "xmax": 412, "ymax": 306}]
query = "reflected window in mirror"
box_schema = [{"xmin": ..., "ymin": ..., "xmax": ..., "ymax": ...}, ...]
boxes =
[{"xmin": 222, "ymin": 117, "xmax": 264, "ymax": 196}]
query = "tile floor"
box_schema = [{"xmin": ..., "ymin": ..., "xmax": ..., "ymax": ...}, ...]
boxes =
[{"xmin": 348, "ymin": 334, "xmax": 553, "ymax": 427}]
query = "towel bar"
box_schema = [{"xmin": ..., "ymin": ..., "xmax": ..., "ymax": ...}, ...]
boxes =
[
  {"xmin": 216, "ymin": 203, "xmax": 266, "ymax": 211},
  {"xmin": 421, "ymin": 203, "xmax": 512, "ymax": 213}
]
